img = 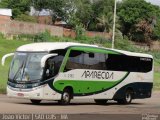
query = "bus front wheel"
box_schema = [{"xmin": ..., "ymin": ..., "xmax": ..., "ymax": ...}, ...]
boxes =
[
  {"xmin": 59, "ymin": 88, "xmax": 72, "ymax": 105},
  {"xmin": 30, "ymin": 99, "xmax": 41, "ymax": 104}
]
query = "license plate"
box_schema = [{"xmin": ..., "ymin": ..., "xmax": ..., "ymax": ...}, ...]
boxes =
[{"xmin": 17, "ymin": 93, "xmax": 24, "ymax": 97}]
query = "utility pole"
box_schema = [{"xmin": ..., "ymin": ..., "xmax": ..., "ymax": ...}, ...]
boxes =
[{"xmin": 112, "ymin": 0, "xmax": 117, "ymax": 49}]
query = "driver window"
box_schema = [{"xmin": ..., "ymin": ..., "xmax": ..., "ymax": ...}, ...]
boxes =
[
  {"xmin": 44, "ymin": 55, "xmax": 64, "ymax": 79},
  {"xmin": 45, "ymin": 58, "xmax": 55, "ymax": 79}
]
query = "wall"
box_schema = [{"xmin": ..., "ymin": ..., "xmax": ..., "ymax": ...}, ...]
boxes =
[
  {"xmin": 0, "ymin": 15, "xmax": 11, "ymax": 27},
  {"xmin": 150, "ymin": 41, "xmax": 160, "ymax": 51},
  {"xmin": 0, "ymin": 15, "xmax": 11, "ymax": 21},
  {"xmin": 37, "ymin": 16, "xmax": 52, "ymax": 25},
  {"xmin": 63, "ymin": 28, "xmax": 110, "ymax": 39},
  {"xmin": 132, "ymin": 41, "xmax": 160, "ymax": 51},
  {"xmin": 0, "ymin": 20, "xmax": 63, "ymax": 37},
  {"xmin": 0, "ymin": 18, "xmax": 110, "ymax": 39}
]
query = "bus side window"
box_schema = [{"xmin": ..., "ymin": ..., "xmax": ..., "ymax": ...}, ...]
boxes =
[
  {"xmin": 65, "ymin": 50, "xmax": 108, "ymax": 71},
  {"xmin": 45, "ymin": 58, "xmax": 55, "ymax": 79},
  {"xmin": 105, "ymin": 54, "xmax": 153, "ymax": 72},
  {"xmin": 65, "ymin": 50, "xmax": 84, "ymax": 71},
  {"xmin": 84, "ymin": 53, "xmax": 106, "ymax": 70}
]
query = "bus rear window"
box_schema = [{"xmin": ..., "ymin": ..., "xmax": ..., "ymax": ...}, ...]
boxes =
[{"xmin": 106, "ymin": 54, "xmax": 153, "ymax": 73}]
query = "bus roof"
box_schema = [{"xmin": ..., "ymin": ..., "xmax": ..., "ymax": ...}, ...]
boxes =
[
  {"xmin": 17, "ymin": 42, "xmax": 98, "ymax": 52},
  {"xmin": 16, "ymin": 42, "xmax": 153, "ymax": 58},
  {"xmin": 111, "ymin": 49, "xmax": 153, "ymax": 58}
]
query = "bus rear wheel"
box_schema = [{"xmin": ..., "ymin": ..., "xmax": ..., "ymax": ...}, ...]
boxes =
[
  {"xmin": 117, "ymin": 90, "xmax": 133, "ymax": 104},
  {"xmin": 30, "ymin": 99, "xmax": 41, "ymax": 104},
  {"xmin": 59, "ymin": 88, "xmax": 72, "ymax": 105},
  {"xmin": 94, "ymin": 99, "xmax": 108, "ymax": 105}
]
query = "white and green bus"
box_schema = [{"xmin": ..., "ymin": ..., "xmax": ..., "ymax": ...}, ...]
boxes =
[{"xmin": 2, "ymin": 42, "xmax": 153, "ymax": 105}]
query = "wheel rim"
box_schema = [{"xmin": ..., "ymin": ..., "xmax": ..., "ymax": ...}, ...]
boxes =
[
  {"xmin": 63, "ymin": 92, "xmax": 70, "ymax": 103},
  {"xmin": 126, "ymin": 92, "xmax": 131, "ymax": 103}
]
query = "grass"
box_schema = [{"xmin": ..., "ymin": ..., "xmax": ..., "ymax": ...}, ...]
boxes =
[
  {"xmin": 0, "ymin": 37, "xmax": 160, "ymax": 93},
  {"xmin": 0, "ymin": 38, "xmax": 31, "ymax": 93},
  {"xmin": 154, "ymin": 72, "xmax": 160, "ymax": 90}
]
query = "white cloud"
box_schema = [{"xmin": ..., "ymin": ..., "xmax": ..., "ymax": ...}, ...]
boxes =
[{"xmin": 146, "ymin": 0, "xmax": 160, "ymax": 6}]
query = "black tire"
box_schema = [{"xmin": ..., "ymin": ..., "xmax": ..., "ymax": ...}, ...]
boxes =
[
  {"xmin": 59, "ymin": 89, "xmax": 72, "ymax": 105},
  {"xmin": 117, "ymin": 90, "xmax": 133, "ymax": 104},
  {"xmin": 30, "ymin": 99, "xmax": 41, "ymax": 104},
  {"xmin": 94, "ymin": 99, "xmax": 108, "ymax": 105}
]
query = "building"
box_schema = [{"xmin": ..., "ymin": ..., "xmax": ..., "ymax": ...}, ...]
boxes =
[
  {"xmin": 30, "ymin": 6, "xmax": 52, "ymax": 25},
  {"xmin": 0, "ymin": 9, "xmax": 12, "ymax": 21}
]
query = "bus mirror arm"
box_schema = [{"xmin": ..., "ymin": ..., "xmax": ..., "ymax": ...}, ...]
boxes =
[
  {"xmin": 1, "ymin": 53, "xmax": 14, "ymax": 66},
  {"xmin": 41, "ymin": 53, "xmax": 58, "ymax": 68}
]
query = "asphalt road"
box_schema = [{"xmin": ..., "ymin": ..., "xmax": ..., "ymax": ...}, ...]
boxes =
[
  {"xmin": 0, "ymin": 92, "xmax": 160, "ymax": 120},
  {"xmin": 0, "ymin": 91, "xmax": 159, "ymax": 115}
]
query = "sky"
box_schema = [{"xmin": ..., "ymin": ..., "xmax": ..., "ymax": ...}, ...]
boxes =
[
  {"xmin": 146, "ymin": 0, "xmax": 160, "ymax": 6},
  {"xmin": 117, "ymin": 0, "xmax": 160, "ymax": 6}
]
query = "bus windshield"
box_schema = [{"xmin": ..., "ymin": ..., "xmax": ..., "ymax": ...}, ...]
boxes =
[{"xmin": 9, "ymin": 52, "xmax": 47, "ymax": 82}]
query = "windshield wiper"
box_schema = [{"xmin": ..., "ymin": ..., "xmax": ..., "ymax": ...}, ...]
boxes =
[{"xmin": 13, "ymin": 61, "xmax": 24, "ymax": 81}]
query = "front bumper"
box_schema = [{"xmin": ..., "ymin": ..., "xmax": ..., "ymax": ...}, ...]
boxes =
[{"xmin": 7, "ymin": 85, "xmax": 43, "ymax": 100}]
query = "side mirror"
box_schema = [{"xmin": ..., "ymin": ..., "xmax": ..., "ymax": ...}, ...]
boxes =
[
  {"xmin": 41, "ymin": 53, "xmax": 58, "ymax": 68},
  {"xmin": 1, "ymin": 53, "xmax": 14, "ymax": 66}
]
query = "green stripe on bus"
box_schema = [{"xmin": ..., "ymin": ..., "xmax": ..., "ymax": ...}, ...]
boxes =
[
  {"xmin": 53, "ymin": 72, "xmax": 129, "ymax": 94},
  {"xmin": 59, "ymin": 49, "xmax": 71, "ymax": 72},
  {"xmin": 71, "ymin": 46, "xmax": 121, "ymax": 55}
]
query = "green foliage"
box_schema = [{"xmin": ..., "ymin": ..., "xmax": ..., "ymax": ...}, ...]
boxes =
[
  {"xmin": 90, "ymin": 36, "xmax": 112, "ymax": 48},
  {"xmin": 118, "ymin": 0, "xmax": 159, "ymax": 25},
  {"xmin": 14, "ymin": 30, "xmax": 52, "ymax": 42},
  {"xmin": 115, "ymin": 35, "xmax": 142, "ymax": 52},
  {"xmin": 66, "ymin": 0, "xmax": 93, "ymax": 29},
  {"xmin": 15, "ymin": 34, "xmax": 35, "ymax": 41},
  {"xmin": 66, "ymin": 0, "xmax": 115, "ymax": 31},
  {"xmin": 115, "ymin": 36, "xmax": 130, "ymax": 50},
  {"xmin": 15, "ymin": 14, "xmax": 37, "ymax": 23},
  {"xmin": 75, "ymin": 24, "xmax": 86, "ymax": 40},
  {"xmin": 118, "ymin": 0, "xmax": 160, "ymax": 42},
  {"xmin": 96, "ymin": 12, "xmax": 113, "ymax": 32},
  {"xmin": 66, "ymin": 13, "xmax": 81, "ymax": 28},
  {"xmin": 74, "ymin": 0, "xmax": 93, "ymax": 29},
  {"xmin": 33, "ymin": 0, "xmax": 65, "ymax": 20},
  {"xmin": 0, "ymin": 32, "xmax": 4, "ymax": 39},
  {"xmin": 154, "ymin": 72, "xmax": 160, "ymax": 90},
  {"xmin": 90, "ymin": 0, "xmax": 114, "ymax": 31},
  {"xmin": 93, "ymin": 36, "xmax": 110, "ymax": 44},
  {"xmin": 130, "ymin": 20, "xmax": 153, "ymax": 42},
  {"xmin": 152, "ymin": 19, "xmax": 160, "ymax": 40},
  {"xmin": 34, "ymin": 30, "xmax": 51, "ymax": 42},
  {"xmin": 0, "ymin": 0, "xmax": 31, "ymax": 19},
  {"xmin": 150, "ymin": 52, "xmax": 160, "ymax": 66}
]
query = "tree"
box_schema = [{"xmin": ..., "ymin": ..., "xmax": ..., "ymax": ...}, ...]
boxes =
[
  {"xmin": 130, "ymin": 20, "xmax": 153, "ymax": 43},
  {"xmin": 96, "ymin": 12, "xmax": 113, "ymax": 32},
  {"xmin": 0, "ymin": 0, "xmax": 31, "ymax": 18},
  {"xmin": 15, "ymin": 14, "xmax": 37, "ymax": 23},
  {"xmin": 89, "ymin": 0, "xmax": 114, "ymax": 31},
  {"xmin": 32, "ymin": 0, "xmax": 66, "ymax": 21},
  {"xmin": 65, "ymin": 0, "xmax": 93, "ymax": 29},
  {"xmin": 152, "ymin": 17, "xmax": 160, "ymax": 40},
  {"xmin": 118, "ymin": 0, "xmax": 160, "ymax": 42}
]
